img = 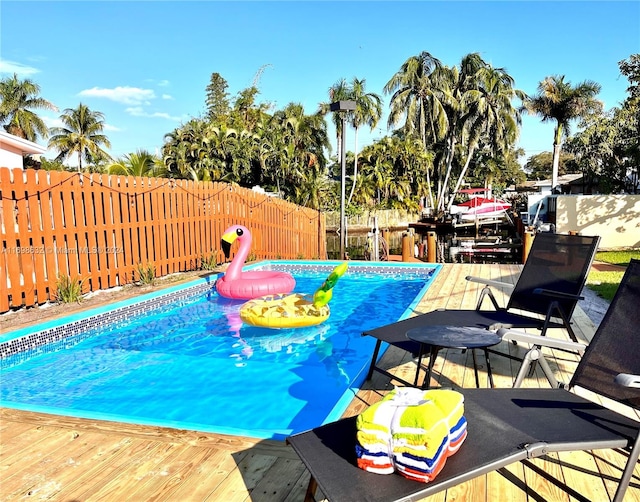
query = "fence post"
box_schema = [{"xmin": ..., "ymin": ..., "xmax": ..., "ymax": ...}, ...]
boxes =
[
  {"xmin": 402, "ymin": 232, "xmax": 413, "ymax": 262},
  {"xmin": 426, "ymin": 231, "xmax": 437, "ymax": 263},
  {"xmin": 523, "ymin": 231, "xmax": 535, "ymax": 263}
]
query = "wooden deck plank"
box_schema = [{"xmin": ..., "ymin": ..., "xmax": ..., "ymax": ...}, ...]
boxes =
[
  {"xmin": 248, "ymin": 456, "xmax": 308, "ymax": 502},
  {"xmin": 1, "ymin": 429, "xmax": 106, "ymax": 497},
  {"xmin": 557, "ymin": 450, "xmax": 612, "ymax": 502},
  {"xmin": 162, "ymin": 448, "xmax": 243, "ymax": 501},
  {"xmin": 522, "ymin": 455, "xmax": 571, "ymax": 501},
  {"xmin": 1, "ymin": 263, "xmax": 638, "ymax": 502},
  {"xmin": 207, "ymin": 452, "xmax": 276, "ymax": 501}
]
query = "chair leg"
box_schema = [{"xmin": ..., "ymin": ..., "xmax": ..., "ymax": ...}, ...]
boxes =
[
  {"xmin": 471, "ymin": 349, "xmax": 480, "ymax": 388},
  {"xmin": 613, "ymin": 433, "xmax": 640, "ymax": 502},
  {"xmin": 514, "ymin": 348, "xmax": 538, "ymax": 388},
  {"xmin": 483, "ymin": 348, "xmax": 495, "ymax": 388},
  {"xmin": 304, "ymin": 476, "xmax": 318, "ymax": 502},
  {"xmin": 366, "ymin": 340, "xmax": 382, "ymax": 380},
  {"xmin": 536, "ymin": 351, "xmax": 560, "ymax": 388},
  {"xmin": 414, "ymin": 343, "xmax": 427, "ymax": 386},
  {"xmin": 514, "ymin": 347, "xmax": 561, "ymax": 388},
  {"xmin": 420, "ymin": 346, "xmax": 439, "ymax": 389}
]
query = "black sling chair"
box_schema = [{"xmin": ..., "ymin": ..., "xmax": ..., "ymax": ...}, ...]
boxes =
[
  {"xmin": 287, "ymin": 259, "xmax": 640, "ymax": 502},
  {"xmin": 363, "ymin": 232, "xmax": 600, "ymax": 387}
]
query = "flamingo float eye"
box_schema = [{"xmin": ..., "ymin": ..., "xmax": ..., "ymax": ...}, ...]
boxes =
[{"xmin": 236, "ymin": 228, "xmax": 244, "ymax": 237}]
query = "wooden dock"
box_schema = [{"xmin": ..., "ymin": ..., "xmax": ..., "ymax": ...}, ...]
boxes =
[{"xmin": 1, "ymin": 263, "xmax": 638, "ymax": 501}]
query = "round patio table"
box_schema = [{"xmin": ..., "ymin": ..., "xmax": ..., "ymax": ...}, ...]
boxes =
[{"xmin": 406, "ymin": 325, "xmax": 502, "ymax": 389}]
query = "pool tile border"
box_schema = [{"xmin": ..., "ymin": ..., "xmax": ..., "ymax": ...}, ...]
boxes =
[{"xmin": 0, "ymin": 281, "xmax": 215, "ymax": 362}]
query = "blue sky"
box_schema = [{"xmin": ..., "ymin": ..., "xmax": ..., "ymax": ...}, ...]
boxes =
[{"xmin": 1, "ymin": 1, "xmax": 638, "ymax": 167}]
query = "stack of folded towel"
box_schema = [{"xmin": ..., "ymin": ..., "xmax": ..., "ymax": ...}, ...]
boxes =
[{"xmin": 355, "ymin": 387, "xmax": 467, "ymax": 482}]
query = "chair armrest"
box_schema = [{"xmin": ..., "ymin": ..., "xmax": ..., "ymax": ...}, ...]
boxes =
[
  {"xmin": 497, "ymin": 328, "xmax": 587, "ymax": 353},
  {"xmin": 532, "ymin": 288, "xmax": 584, "ymax": 301},
  {"xmin": 466, "ymin": 276, "xmax": 515, "ymax": 291},
  {"xmin": 614, "ymin": 373, "xmax": 640, "ymax": 388}
]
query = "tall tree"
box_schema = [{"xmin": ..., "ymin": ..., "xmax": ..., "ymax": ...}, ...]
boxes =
[
  {"xmin": 618, "ymin": 53, "xmax": 640, "ymax": 101},
  {"xmin": 318, "ymin": 78, "xmax": 351, "ymax": 161},
  {"xmin": 0, "ymin": 73, "xmax": 57, "ymax": 141},
  {"xmin": 385, "ymin": 52, "xmax": 444, "ymax": 209},
  {"xmin": 522, "ymin": 75, "xmax": 602, "ymax": 191},
  {"xmin": 385, "ymin": 52, "xmax": 523, "ymax": 213},
  {"xmin": 524, "ymin": 151, "xmax": 575, "ymax": 181},
  {"xmin": 48, "ymin": 103, "xmax": 111, "ymax": 171},
  {"xmin": 205, "ymin": 72, "xmax": 230, "ymax": 123},
  {"xmin": 447, "ymin": 61, "xmax": 524, "ymax": 210}
]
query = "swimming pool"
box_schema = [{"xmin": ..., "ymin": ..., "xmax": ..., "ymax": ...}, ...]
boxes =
[{"xmin": 0, "ymin": 261, "xmax": 441, "ymax": 440}]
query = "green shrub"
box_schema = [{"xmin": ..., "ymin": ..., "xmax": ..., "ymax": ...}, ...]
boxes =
[
  {"xmin": 136, "ymin": 262, "xmax": 156, "ymax": 285},
  {"xmin": 54, "ymin": 274, "xmax": 85, "ymax": 303},
  {"xmin": 200, "ymin": 252, "xmax": 219, "ymax": 270}
]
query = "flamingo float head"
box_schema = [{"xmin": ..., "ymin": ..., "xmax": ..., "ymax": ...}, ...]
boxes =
[{"xmin": 221, "ymin": 225, "xmax": 251, "ymax": 260}]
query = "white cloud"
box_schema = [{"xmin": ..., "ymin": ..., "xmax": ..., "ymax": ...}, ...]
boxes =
[
  {"xmin": 78, "ymin": 86, "xmax": 156, "ymax": 105},
  {"xmin": 42, "ymin": 114, "xmax": 120, "ymax": 132},
  {"xmin": 125, "ymin": 107, "xmax": 183, "ymax": 121},
  {"xmin": 161, "ymin": 94, "xmax": 174, "ymax": 100},
  {"xmin": 144, "ymin": 78, "xmax": 170, "ymax": 87},
  {"xmin": 0, "ymin": 59, "xmax": 40, "ymax": 76},
  {"xmin": 42, "ymin": 115, "xmax": 64, "ymax": 129}
]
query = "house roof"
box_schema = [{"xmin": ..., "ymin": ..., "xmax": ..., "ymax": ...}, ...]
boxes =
[
  {"xmin": 534, "ymin": 174, "xmax": 583, "ymax": 187},
  {"xmin": 0, "ymin": 130, "xmax": 47, "ymax": 155}
]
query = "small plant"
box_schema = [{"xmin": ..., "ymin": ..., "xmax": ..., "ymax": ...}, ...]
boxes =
[
  {"xmin": 136, "ymin": 262, "xmax": 156, "ymax": 286},
  {"xmin": 296, "ymin": 253, "xmax": 305, "ymax": 260},
  {"xmin": 247, "ymin": 252, "xmax": 257, "ymax": 262},
  {"xmin": 54, "ymin": 274, "xmax": 85, "ymax": 303},
  {"xmin": 200, "ymin": 252, "xmax": 219, "ymax": 270}
]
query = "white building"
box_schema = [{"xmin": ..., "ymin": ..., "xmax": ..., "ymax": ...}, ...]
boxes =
[{"xmin": 0, "ymin": 130, "xmax": 47, "ymax": 169}]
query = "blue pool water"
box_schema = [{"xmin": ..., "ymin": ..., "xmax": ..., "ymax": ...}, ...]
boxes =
[{"xmin": 0, "ymin": 261, "xmax": 440, "ymax": 440}]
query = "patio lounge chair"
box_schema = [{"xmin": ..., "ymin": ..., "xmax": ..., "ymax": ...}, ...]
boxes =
[
  {"xmin": 363, "ymin": 232, "xmax": 600, "ymax": 387},
  {"xmin": 286, "ymin": 259, "xmax": 640, "ymax": 502}
]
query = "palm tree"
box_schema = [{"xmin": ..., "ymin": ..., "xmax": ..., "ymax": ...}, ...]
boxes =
[
  {"xmin": 446, "ymin": 62, "xmax": 525, "ymax": 211},
  {"xmin": 522, "ymin": 75, "xmax": 602, "ymax": 190},
  {"xmin": 432, "ymin": 53, "xmax": 495, "ymax": 212},
  {"xmin": 384, "ymin": 52, "xmax": 445, "ymax": 209},
  {"xmin": 346, "ymin": 78, "xmax": 382, "ymax": 205},
  {"xmin": 0, "ymin": 73, "xmax": 57, "ymax": 141},
  {"xmin": 108, "ymin": 149, "xmax": 165, "ymax": 177},
  {"xmin": 318, "ymin": 78, "xmax": 382, "ymax": 207},
  {"xmin": 318, "ymin": 78, "xmax": 351, "ymax": 162},
  {"xmin": 266, "ymin": 103, "xmax": 329, "ymax": 200},
  {"xmin": 48, "ymin": 103, "xmax": 111, "ymax": 171}
]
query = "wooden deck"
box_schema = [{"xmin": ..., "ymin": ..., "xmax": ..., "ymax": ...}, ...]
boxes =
[{"xmin": 1, "ymin": 263, "xmax": 639, "ymax": 501}]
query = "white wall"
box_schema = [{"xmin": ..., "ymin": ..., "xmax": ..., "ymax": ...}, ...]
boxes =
[
  {"xmin": 555, "ymin": 195, "xmax": 640, "ymax": 249},
  {"xmin": 0, "ymin": 145, "xmax": 26, "ymax": 169}
]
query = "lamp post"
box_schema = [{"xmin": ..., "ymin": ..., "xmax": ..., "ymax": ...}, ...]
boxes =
[{"xmin": 330, "ymin": 100, "xmax": 356, "ymax": 260}]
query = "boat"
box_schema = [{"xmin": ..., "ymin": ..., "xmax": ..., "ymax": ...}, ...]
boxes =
[{"xmin": 449, "ymin": 188, "xmax": 511, "ymax": 221}]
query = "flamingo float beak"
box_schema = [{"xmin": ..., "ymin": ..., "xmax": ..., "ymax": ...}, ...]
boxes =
[{"xmin": 221, "ymin": 228, "xmax": 242, "ymax": 260}]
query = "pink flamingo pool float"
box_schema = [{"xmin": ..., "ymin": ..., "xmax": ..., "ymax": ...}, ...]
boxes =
[{"xmin": 216, "ymin": 225, "xmax": 296, "ymax": 300}]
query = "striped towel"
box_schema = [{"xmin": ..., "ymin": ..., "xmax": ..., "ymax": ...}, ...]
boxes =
[{"xmin": 355, "ymin": 387, "xmax": 468, "ymax": 482}]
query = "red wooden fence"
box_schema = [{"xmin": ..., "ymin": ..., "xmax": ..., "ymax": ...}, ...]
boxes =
[{"xmin": 0, "ymin": 168, "xmax": 326, "ymax": 312}]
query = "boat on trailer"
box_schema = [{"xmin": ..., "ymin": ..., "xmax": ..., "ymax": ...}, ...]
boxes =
[{"xmin": 449, "ymin": 188, "xmax": 511, "ymax": 221}]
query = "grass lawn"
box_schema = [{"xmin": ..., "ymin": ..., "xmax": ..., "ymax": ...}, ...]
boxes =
[{"xmin": 587, "ymin": 250, "xmax": 640, "ymax": 301}]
